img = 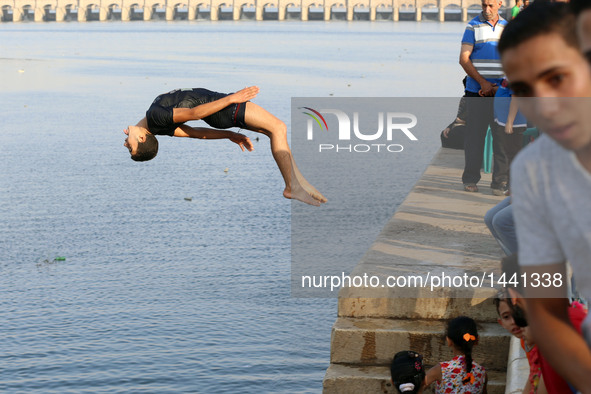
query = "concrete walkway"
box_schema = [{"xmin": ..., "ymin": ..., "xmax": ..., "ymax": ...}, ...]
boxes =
[{"xmin": 323, "ymin": 147, "xmax": 513, "ymax": 393}]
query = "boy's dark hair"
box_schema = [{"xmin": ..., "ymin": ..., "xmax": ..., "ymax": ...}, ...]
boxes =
[
  {"xmin": 131, "ymin": 134, "xmax": 159, "ymax": 162},
  {"xmin": 571, "ymin": 0, "xmax": 591, "ymax": 16},
  {"xmin": 498, "ymin": 1, "xmax": 578, "ymax": 56},
  {"xmin": 446, "ymin": 316, "xmax": 478, "ymax": 385},
  {"xmin": 390, "ymin": 350, "xmax": 425, "ymax": 394}
]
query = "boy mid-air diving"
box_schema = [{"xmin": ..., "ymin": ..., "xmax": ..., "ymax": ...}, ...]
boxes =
[{"xmin": 124, "ymin": 86, "xmax": 326, "ymax": 206}]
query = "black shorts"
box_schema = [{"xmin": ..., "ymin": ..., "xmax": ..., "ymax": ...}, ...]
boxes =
[
  {"xmin": 147, "ymin": 88, "xmax": 249, "ymax": 136},
  {"xmin": 202, "ymin": 92, "xmax": 248, "ymax": 130}
]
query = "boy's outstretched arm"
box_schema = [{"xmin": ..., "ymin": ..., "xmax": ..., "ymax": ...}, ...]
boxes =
[
  {"xmin": 174, "ymin": 124, "xmax": 254, "ymax": 152},
  {"xmin": 172, "ymin": 86, "xmax": 259, "ymax": 123}
]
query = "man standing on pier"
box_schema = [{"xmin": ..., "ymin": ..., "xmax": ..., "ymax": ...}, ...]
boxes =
[{"xmin": 459, "ymin": 0, "xmax": 507, "ymax": 194}]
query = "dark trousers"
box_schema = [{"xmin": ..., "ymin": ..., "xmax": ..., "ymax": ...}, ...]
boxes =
[
  {"xmin": 462, "ymin": 92, "xmax": 495, "ymax": 185},
  {"xmin": 492, "ymin": 123, "xmax": 526, "ymax": 186}
]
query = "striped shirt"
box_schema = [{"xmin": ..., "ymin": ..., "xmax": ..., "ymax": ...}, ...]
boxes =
[{"xmin": 462, "ymin": 13, "xmax": 507, "ymax": 93}]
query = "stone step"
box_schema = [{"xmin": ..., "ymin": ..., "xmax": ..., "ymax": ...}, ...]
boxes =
[
  {"xmin": 330, "ymin": 317, "xmax": 510, "ymax": 370},
  {"xmin": 337, "ymin": 290, "xmax": 500, "ymax": 322},
  {"xmin": 323, "ymin": 364, "xmax": 506, "ymax": 394}
]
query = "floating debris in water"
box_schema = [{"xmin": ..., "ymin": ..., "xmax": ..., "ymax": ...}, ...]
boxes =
[
  {"xmin": 184, "ymin": 197, "xmax": 192, "ymax": 201},
  {"xmin": 18, "ymin": 69, "xmax": 25, "ymax": 73},
  {"xmin": 36, "ymin": 256, "xmax": 66, "ymax": 267},
  {"xmin": 224, "ymin": 168, "xmax": 229, "ymax": 173}
]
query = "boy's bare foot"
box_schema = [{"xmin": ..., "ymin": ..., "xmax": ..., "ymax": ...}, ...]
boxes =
[
  {"xmin": 283, "ymin": 186, "xmax": 323, "ymax": 206},
  {"xmin": 300, "ymin": 182, "xmax": 327, "ymax": 204},
  {"xmin": 291, "ymin": 173, "xmax": 327, "ymax": 203}
]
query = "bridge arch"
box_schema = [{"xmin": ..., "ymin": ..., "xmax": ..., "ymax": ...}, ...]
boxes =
[
  {"xmin": 233, "ymin": 1, "xmax": 255, "ymax": 20},
  {"xmin": 140, "ymin": 0, "xmax": 159, "ymax": 20},
  {"xmin": 83, "ymin": 2, "xmax": 100, "ymax": 20},
  {"xmin": 209, "ymin": 1, "xmax": 233, "ymax": 20},
  {"xmin": 329, "ymin": 1, "xmax": 345, "ymax": 15},
  {"xmin": 466, "ymin": 3, "xmax": 480, "ymax": 13},
  {"xmin": 421, "ymin": 1, "xmax": 437, "ymax": 8},
  {"xmin": 188, "ymin": 1, "xmax": 210, "ymax": 20},
  {"xmin": 149, "ymin": 2, "xmax": 167, "ymax": 20},
  {"xmin": 131, "ymin": 3, "xmax": 144, "ymax": 19},
  {"xmin": 282, "ymin": 1, "xmax": 300, "ymax": 19},
  {"xmin": 444, "ymin": 3, "xmax": 460, "ymax": 10},
  {"xmin": 418, "ymin": 1, "xmax": 438, "ymax": 20},
  {"xmin": 374, "ymin": 3, "xmax": 393, "ymax": 20},
  {"xmin": 442, "ymin": 2, "xmax": 461, "ymax": 20},
  {"xmin": 1, "ymin": 3, "xmax": 13, "ymax": 21},
  {"xmin": 55, "ymin": 3, "xmax": 77, "ymax": 21},
  {"xmin": 324, "ymin": 0, "xmax": 347, "ymax": 21},
  {"xmin": 348, "ymin": 1, "xmax": 370, "ymax": 20},
  {"xmin": 42, "ymin": 3, "xmax": 56, "ymax": 21},
  {"xmin": 253, "ymin": 1, "xmax": 277, "ymax": 20},
  {"xmin": 373, "ymin": 0, "xmax": 392, "ymax": 8},
  {"xmin": 15, "ymin": 3, "xmax": 34, "ymax": 21},
  {"xmin": 170, "ymin": 1, "xmax": 189, "ymax": 19},
  {"xmin": 301, "ymin": 1, "xmax": 324, "ymax": 20},
  {"xmin": 375, "ymin": 3, "xmax": 391, "ymax": 9},
  {"xmin": 103, "ymin": 3, "xmax": 122, "ymax": 20}
]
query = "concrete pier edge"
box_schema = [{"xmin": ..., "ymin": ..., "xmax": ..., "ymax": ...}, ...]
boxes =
[{"xmin": 323, "ymin": 147, "xmax": 513, "ymax": 393}]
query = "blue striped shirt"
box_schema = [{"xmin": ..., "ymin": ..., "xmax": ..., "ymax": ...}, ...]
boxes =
[{"xmin": 462, "ymin": 13, "xmax": 508, "ymax": 93}]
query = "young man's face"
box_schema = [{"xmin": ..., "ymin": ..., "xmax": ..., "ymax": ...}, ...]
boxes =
[
  {"xmin": 497, "ymin": 300, "xmax": 523, "ymax": 338},
  {"xmin": 502, "ymin": 32, "xmax": 591, "ymax": 151},
  {"xmin": 482, "ymin": 0, "xmax": 501, "ymax": 21}
]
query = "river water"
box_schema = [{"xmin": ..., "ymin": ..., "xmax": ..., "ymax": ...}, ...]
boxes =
[{"xmin": 0, "ymin": 20, "xmax": 465, "ymax": 393}]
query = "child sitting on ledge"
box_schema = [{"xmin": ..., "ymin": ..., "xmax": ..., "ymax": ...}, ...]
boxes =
[{"xmin": 421, "ymin": 316, "xmax": 488, "ymax": 393}]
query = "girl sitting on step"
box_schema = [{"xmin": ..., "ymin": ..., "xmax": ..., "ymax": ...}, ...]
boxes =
[{"xmin": 420, "ymin": 316, "xmax": 488, "ymax": 394}]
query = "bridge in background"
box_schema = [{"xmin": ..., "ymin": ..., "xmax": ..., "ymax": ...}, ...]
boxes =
[{"xmin": 0, "ymin": 0, "xmax": 512, "ymax": 22}]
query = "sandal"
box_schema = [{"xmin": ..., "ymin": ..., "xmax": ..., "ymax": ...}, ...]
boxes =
[{"xmin": 464, "ymin": 183, "xmax": 478, "ymax": 193}]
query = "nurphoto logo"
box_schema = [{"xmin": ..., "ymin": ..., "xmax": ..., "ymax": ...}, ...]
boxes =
[{"xmin": 300, "ymin": 107, "xmax": 419, "ymax": 153}]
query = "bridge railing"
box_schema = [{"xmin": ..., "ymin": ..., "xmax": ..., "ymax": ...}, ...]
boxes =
[{"xmin": 1, "ymin": 0, "xmax": 508, "ymax": 22}]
